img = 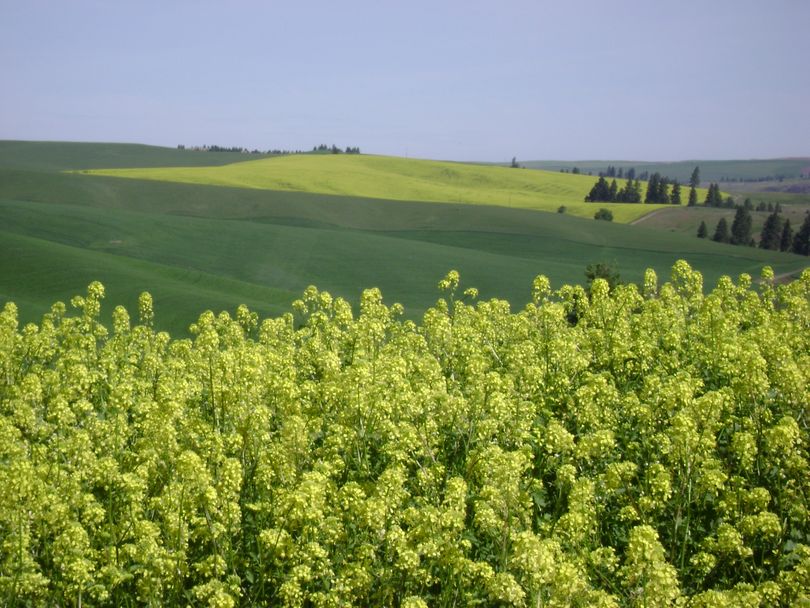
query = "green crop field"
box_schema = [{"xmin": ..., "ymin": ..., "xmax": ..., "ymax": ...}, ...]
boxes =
[
  {"xmin": 1, "ymin": 141, "xmax": 807, "ymax": 334},
  {"xmin": 82, "ymin": 153, "xmax": 681, "ymax": 223}
]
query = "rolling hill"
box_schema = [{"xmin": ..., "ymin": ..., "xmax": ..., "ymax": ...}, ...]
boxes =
[
  {"xmin": 1, "ymin": 141, "xmax": 807, "ymax": 334},
  {"xmin": 82, "ymin": 153, "xmax": 678, "ymax": 223}
]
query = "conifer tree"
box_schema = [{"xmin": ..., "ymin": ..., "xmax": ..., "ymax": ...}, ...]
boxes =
[
  {"xmin": 670, "ymin": 181, "xmax": 681, "ymax": 205},
  {"xmin": 585, "ymin": 176, "xmax": 612, "ymax": 202},
  {"xmin": 713, "ymin": 217, "xmax": 730, "ymax": 243},
  {"xmin": 616, "ymin": 179, "xmax": 642, "ymax": 203},
  {"xmin": 645, "ymin": 173, "xmax": 660, "ymax": 203},
  {"xmin": 704, "ymin": 184, "xmax": 715, "ymax": 206},
  {"xmin": 697, "ymin": 220, "xmax": 708, "ymax": 238},
  {"xmin": 704, "ymin": 183, "xmax": 724, "ymax": 207},
  {"xmin": 585, "ymin": 262, "xmax": 621, "ymax": 292},
  {"xmin": 609, "ymin": 179, "xmax": 618, "ymax": 202},
  {"xmin": 780, "ymin": 219, "xmax": 793, "ymax": 252},
  {"xmin": 759, "ymin": 211, "xmax": 783, "ymax": 250},
  {"xmin": 688, "ymin": 186, "xmax": 698, "ymax": 207},
  {"xmin": 792, "ymin": 212, "xmax": 810, "ymax": 255},
  {"xmin": 657, "ymin": 176, "xmax": 669, "ymax": 203},
  {"xmin": 689, "ymin": 166, "xmax": 700, "ymax": 189},
  {"xmin": 730, "ymin": 206, "xmax": 753, "ymax": 245},
  {"xmin": 632, "ymin": 179, "xmax": 643, "ymax": 202}
]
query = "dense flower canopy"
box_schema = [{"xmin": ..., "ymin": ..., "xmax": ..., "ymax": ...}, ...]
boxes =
[{"xmin": 1, "ymin": 262, "xmax": 809, "ymax": 606}]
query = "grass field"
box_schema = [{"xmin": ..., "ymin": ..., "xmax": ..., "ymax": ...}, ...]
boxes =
[
  {"xmin": 0, "ymin": 230, "xmax": 296, "ymax": 331},
  {"xmin": 1, "ymin": 141, "xmax": 807, "ymax": 334},
  {"xmin": 82, "ymin": 154, "xmax": 681, "ymax": 223},
  {"xmin": 2, "ymin": 195, "xmax": 804, "ymax": 333},
  {"xmin": 0, "ymin": 140, "xmax": 275, "ymax": 171}
]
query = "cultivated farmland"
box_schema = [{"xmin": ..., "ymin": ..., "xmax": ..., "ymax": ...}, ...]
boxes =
[
  {"xmin": 1, "ymin": 141, "xmax": 807, "ymax": 335},
  {"xmin": 82, "ymin": 154, "xmax": 680, "ymax": 223}
]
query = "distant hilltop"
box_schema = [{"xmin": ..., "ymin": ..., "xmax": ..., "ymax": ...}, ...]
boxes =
[
  {"xmin": 176, "ymin": 143, "xmax": 361, "ymax": 156},
  {"xmin": 504, "ymin": 158, "xmax": 810, "ymax": 184}
]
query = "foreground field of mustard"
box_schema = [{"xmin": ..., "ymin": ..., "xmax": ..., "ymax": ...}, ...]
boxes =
[{"xmin": 1, "ymin": 262, "xmax": 808, "ymax": 606}]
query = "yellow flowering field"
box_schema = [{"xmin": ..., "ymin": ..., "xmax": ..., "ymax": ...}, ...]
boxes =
[{"xmin": 1, "ymin": 262, "xmax": 808, "ymax": 606}]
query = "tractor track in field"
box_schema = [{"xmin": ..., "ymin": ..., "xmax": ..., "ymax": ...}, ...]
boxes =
[{"xmin": 629, "ymin": 208, "xmax": 670, "ymax": 225}]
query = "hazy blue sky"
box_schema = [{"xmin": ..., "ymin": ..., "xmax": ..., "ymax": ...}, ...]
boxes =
[{"xmin": 2, "ymin": 0, "xmax": 808, "ymax": 161}]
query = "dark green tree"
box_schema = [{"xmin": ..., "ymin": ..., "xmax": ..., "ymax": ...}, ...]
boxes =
[
  {"xmin": 657, "ymin": 176, "xmax": 670, "ymax": 202},
  {"xmin": 780, "ymin": 219, "xmax": 793, "ymax": 252},
  {"xmin": 615, "ymin": 179, "xmax": 641, "ymax": 203},
  {"xmin": 704, "ymin": 183, "xmax": 724, "ymax": 207},
  {"xmin": 645, "ymin": 173, "xmax": 661, "ymax": 203},
  {"xmin": 594, "ymin": 208, "xmax": 614, "ymax": 221},
  {"xmin": 730, "ymin": 206, "xmax": 753, "ymax": 245},
  {"xmin": 792, "ymin": 212, "xmax": 810, "ymax": 255},
  {"xmin": 759, "ymin": 211, "xmax": 783, "ymax": 250},
  {"xmin": 743, "ymin": 198, "xmax": 753, "ymax": 211},
  {"xmin": 585, "ymin": 262, "xmax": 621, "ymax": 293},
  {"xmin": 713, "ymin": 217, "xmax": 730, "ymax": 243},
  {"xmin": 689, "ymin": 166, "xmax": 700, "ymax": 189},
  {"xmin": 688, "ymin": 186, "xmax": 698, "ymax": 207},
  {"xmin": 608, "ymin": 179, "xmax": 618, "ymax": 202},
  {"xmin": 629, "ymin": 179, "xmax": 643, "ymax": 203},
  {"xmin": 670, "ymin": 181, "xmax": 682, "ymax": 205},
  {"xmin": 557, "ymin": 205, "xmax": 567, "ymax": 214},
  {"xmin": 697, "ymin": 220, "xmax": 708, "ymax": 238},
  {"xmin": 704, "ymin": 183, "xmax": 715, "ymax": 206},
  {"xmin": 585, "ymin": 176, "xmax": 612, "ymax": 202}
]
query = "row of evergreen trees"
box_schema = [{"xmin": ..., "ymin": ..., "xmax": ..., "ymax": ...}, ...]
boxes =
[
  {"xmin": 176, "ymin": 144, "xmax": 362, "ymax": 155},
  {"xmin": 312, "ymin": 144, "xmax": 361, "ymax": 154},
  {"xmin": 697, "ymin": 208, "xmax": 810, "ymax": 255},
  {"xmin": 584, "ymin": 176, "xmax": 643, "ymax": 203},
  {"xmin": 585, "ymin": 166, "xmax": 782, "ymax": 211},
  {"xmin": 584, "ymin": 173, "xmax": 685, "ymax": 204},
  {"xmin": 645, "ymin": 173, "xmax": 681, "ymax": 204},
  {"xmin": 698, "ymin": 183, "xmax": 726, "ymax": 207},
  {"xmin": 599, "ymin": 165, "xmax": 637, "ymax": 180},
  {"xmin": 586, "ymin": 167, "xmax": 702, "ymax": 205}
]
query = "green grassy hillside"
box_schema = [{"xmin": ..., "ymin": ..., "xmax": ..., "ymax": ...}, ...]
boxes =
[
  {"xmin": 83, "ymin": 154, "xmax": 678, "ymax": 223},
  {"xmin": 0, "ymin": 230, "xmax": 296, "ymax": 331},
  {"xmin": 1, "ymin": 141, "xmax": 806, "ymax": 334},
  {"xmin": 3, "ymin": 196, "xmax": 804, "ymax": 333},
  {"xmin": 0, "ymin": 140, "xmax": 275, "ymax": 171}
]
